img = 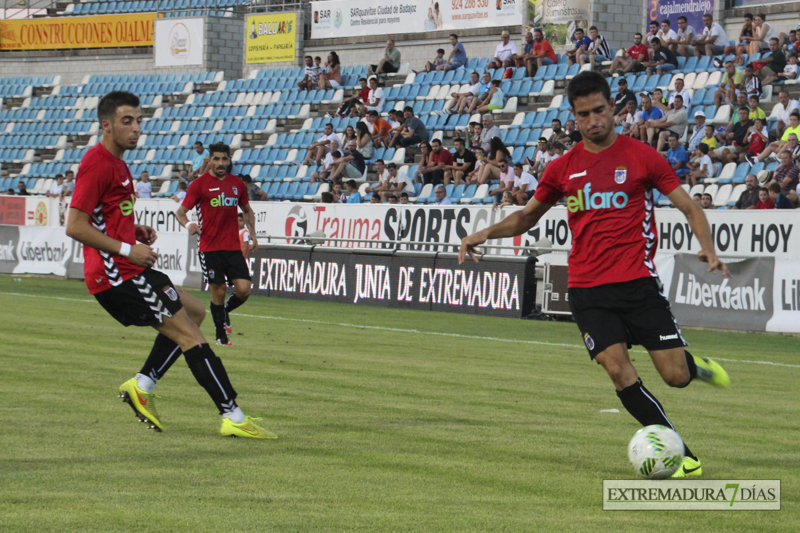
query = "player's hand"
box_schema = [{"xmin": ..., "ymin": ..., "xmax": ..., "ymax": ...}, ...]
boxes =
[
  {"xmin": 698, "ymin": 250, "xmax": 731, "ymax": 278},
  {"xmin": 135, "ymin": 225, "xmax": 158, "ymax": 245},
  {"xmin": 459, "ymin": 230, "xmax": 487, "ymax": 264},
  {"xmin": 187, "ymin": 222, "xmax": 201, "ymax": 235},
  {"xmin": 250, "ymin": 237, "xmax": 258, "ymax": 252},
  {"xmin": 129, "ymin": 244, "xmax": 158, "ymax": 268}
]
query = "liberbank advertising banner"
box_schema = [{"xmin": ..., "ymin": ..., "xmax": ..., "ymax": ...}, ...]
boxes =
[
  {"xmin": 0, "ymin": 12, "xmax": 161, "ymax": 51},
  {"xmin": 646, "ymin": 0, "xmax": 713, "ymax": 38},
  {"xmin": 310, "ymin": 0, "xmax": 523, "ymax": 39}
]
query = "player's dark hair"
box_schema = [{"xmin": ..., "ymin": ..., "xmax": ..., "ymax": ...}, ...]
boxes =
[
  {"xmin": 208, "ymin": 142, "xmax": 230, "ymax": 157},
  {"xmin": 97, "ymin": 91, "xmax": 139, "ymax": 122},
  {"xmin": 566, "ymin": 71, "xmax": 611, "ymax": 108}
]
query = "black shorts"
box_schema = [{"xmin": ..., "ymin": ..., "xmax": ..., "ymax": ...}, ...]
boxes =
[
  {"xmin": 371, "ymin": 62, "xmax": 398, "ymax": 73},
  {"xmin": 199, "ymin": 249, "xmax": 251, "ymax": 286},
  {"xmin": 95, "ymin": 268, "xmax": 183, "ymax": 327},
  {"xmin": 568, "ymin": 277, "xmax": 687, "ymax": 360}
]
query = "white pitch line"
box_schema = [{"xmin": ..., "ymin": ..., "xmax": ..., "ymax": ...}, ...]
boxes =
[{"xmin": 3, "ymin": 290, "xmax": 799, "ymax": 369}]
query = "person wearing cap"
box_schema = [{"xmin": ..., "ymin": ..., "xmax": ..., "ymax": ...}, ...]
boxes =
[
  {"xmin": 566, "ymin": 28, "xmax": 592, "ymax": 66},
  {"xmin": 487, "ymin": 31, "xmax": 518, "ymax": 70},
  {"xmin": 613, "ymin": 78, "xmax": 636, "ymax": 116},
  {"xmin": 668, "ymin": 78, "xmax": 692, "ymax": 109},
  {"xmin": 687, "ymin": 110, "xmax": 707, "ymax": 152}
]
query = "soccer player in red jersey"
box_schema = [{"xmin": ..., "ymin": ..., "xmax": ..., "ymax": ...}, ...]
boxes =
[
  {"xmin": 176, "ymin": 143, "xmax": 257, "ymax": 346},
  {"xmin": 67, "ymin": 91, "xmax": 274, "ymax": 439},
  {"xmin": 459, "ymin": 72, "xmax": 731, "ymax": 478}
]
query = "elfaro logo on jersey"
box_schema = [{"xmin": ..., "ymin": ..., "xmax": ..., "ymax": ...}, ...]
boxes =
[
  {"xmin": 210, "ymin": 193, "xmax": 239, "ymax": 207},
  {"xmin": 566, "ymin": 183, "xmax": 629, "ymax": 213}
]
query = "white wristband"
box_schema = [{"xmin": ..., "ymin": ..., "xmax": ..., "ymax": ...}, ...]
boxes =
[{"xmin": 119, "ymin": 242, "xmax": 131, "ymax": 257}]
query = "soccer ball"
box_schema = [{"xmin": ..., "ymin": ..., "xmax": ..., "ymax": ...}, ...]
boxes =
[{"xmin": 628, "ymin": 425, "xmax": 685, "ymax": 479}]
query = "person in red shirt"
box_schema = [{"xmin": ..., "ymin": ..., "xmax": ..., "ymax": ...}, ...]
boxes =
[
  {"xmin": 756, "ymin": 187, "xmax": 774, "ymax": 209},
  {"xmin": 336, "ymin": 77, "xmax": 369, "ymax": 118},
  {"xmin": 525, "ymin": 29, "xmax": 557, "ymax": 78},
  {"xmin": 459, "ymin": 72, "xmax": 731, "ymax": 478},
  {"xmin": 606, "ymin": 32, "xmax": 649, "ymax": 75},
  {"xmin": 177, "ymin": 142, "xmax": 257, "ymax": 347},
  {"xmin": 66, "ymin": 91, "xmax": 273, "ymax": 439},
  {"xmin": 427, "ymin": 138, "xmax": 454, "ymax": 185}
]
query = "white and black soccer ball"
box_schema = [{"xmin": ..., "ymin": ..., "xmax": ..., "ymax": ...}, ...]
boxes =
[{"xmin": 628, "ymin": 425, "xmax": 685, "ymax": 479}]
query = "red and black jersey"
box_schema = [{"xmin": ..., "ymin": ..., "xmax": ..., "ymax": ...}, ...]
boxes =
[
  {"xmin": 182, "ymin": 172, "xmax": 249, "ymax": 252},
  {"xmin": 534, "ymin": 135, "xmax": 681, "ymax": 288},
  {"xmin": 71, "ymin": 143, "xmax": 145, "ymax": 295}
]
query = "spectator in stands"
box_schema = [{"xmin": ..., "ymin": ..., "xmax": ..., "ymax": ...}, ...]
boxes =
[
  {"xmin": 5, "ymin": 188, "xmax": 15, "ymax": 196},
  {"xmin": 135, "ymin": 171, "xmax": 152, "ymax": 199},
  {"xmin": 645, "ymin": 21, "xmax": 660, "ymax": 53},
  {"xmin": 63, "ymin": 170, "xmax": 75, "ymax": 196},
  {"xmin": 548, "ymin": 119, "xmax": 569, "ymax": 145},
  {"xmin": 756, "ymin": 187, "xmax": 774, "ymax": 209},
  {"xmin": 171, "ymin": 181, "xmax": 188, "ymax": 203},
  {"xmin": 758, "ymin": 131, "xmax": 800, "ymax": 164},
  {"xmin": 748, "ymin": 97, "xmax": 767, "ymax": 122},
  {"xmin": 441, "ymin": 71, "xmax": 482, "ymax": 115},
  {"xmin": 671, "ymin": 16, "xmax": 697, "ymax": 58},
  {"xmin": 528, "ymin": 29, "xmax": 557, "ymax": 75},
  {"xmin": 309, "ymin": 139, "xmax": 340, "ymax": 183},
  {"xmin": 345, "ymin": 180, "xmax": 362, "ymax": 204},
  {"xmin": 337, "ymin": 77, "xmax": 369, "ymax": 117},
  {"xmin": 734, "ymin": 174, "xmax": 760, "ymax": 209},
  {"xmin": 700, "ymin": 193, "xmax": 714, "ymax": 209},
  {"xmin": 564, "ymin": 119, "xmax": 582, "ymax": 147},
  {"xmin": 746, "ymin": 14, "xmax": 778, "ymax": 56},
  {"xmin": 647, "ymin": 94, "xmax": 687, "ymax": 151},
  {"xmin": 713, "ymin": 61, "xmax": 743, "ymax": 107},
  {"xmin": 669, "ymin": 77, "xmax": 691, "ymax": 109},
  {"xmin": 466, "ymin": 71, "xmax": 494, "ymax": 115},
  {"xmin": 583, "ymin": 26, "xmax": 612, "ymax": 69},
  {"xmin": 476, "ymin": 137, "xmax": 512, "ymax": 184},
  {"xmin": 729, "ymin": 13, "xmax": 754, "ymax": 63},
  {"xmin": 370, "ymin": 194, "xmax": 381, "ymax": 204},
  {"xmin": 370, "ymin": 39, "xmax": 401, "ymax": 75},
  {"xmin": 392, "ymin": 106, "xmax": 429, "ymax": 148},
  {"xmin": 441, "ymin": 34, "xmax": 468, "ymax": 72},
  {"xmin": 320, "ymin": 191, "xmax": 334, "ymax": 204},
  {"xmin": 763, "ymin": 53, "xmax": 799, "ymax": 85},
  {"xmin": 399, "ymin": 192, "xmax": 410, "ymax": 204},
  {"xmin": 16, "ymin": 182, "xmax": 30, "ymax": 196},
  {"xmin": 343, "ymin": 125, "xmax": 357, "ymax": 146},
  {"xmin": 702, "ymin": 124, "xmax": 718, "ymax": 151},
  {"xmin": 770, "ymin": 150, "xmax": 800, "ymax": 205},
  {"xmin": 692, "ymin": 192, "xmax": 703, "ymax": 205},
  {"xmin": 686, "ymin": 143, "xmax": 713, "ymax": 186},
  {"xmin": 651, "ymin": 88, "xmax": 669, "ymax": 112},
  {"xmin": 387, "ymin": 195, "xmax": 398, "ymax": 204},
  {"xmin": 754, "ymin": 38, "xmax": 785, "ymax": 81},
  {"xmin": 515, "ymin": 31, "xmax": 536, "ymax": 75},
  {"xmin": 414, "ymin": 141, "xmax": 434, "ymax": 184},
  {"xmin": 644, "ymin": 38, "xmax": 678, "ymax": 76},
  {"xmin": 487, "ymin": 31, "xmax": 517, "ymax": 70},
  {"xmin": 425, "ymin": 48, "xmax": 447, "ymax": 73},
  {"xmin": 666, "ymin": 134, "xmax": 689, "ymax": 180},
  {"xmin": 425, "ymin": 138, "xmax": 454, "ymax": 186},
  {"xmin": 511, "ymin": 163, "xmax": 538, "ymax": 205},
  {"xmin": 365, "ymin": 158, "xmax": 390, "ymax": 200},
  {"xmin": 331, "ymin": 182, "xmax": 345, "ymax": 203},
  {"xmin": 657, "ymin": 19, "xmax": 677, "ymax": 47},
  {"xmin": 47, "ymin": 174, "xmax": 64, "ymax": 198},
  {"xmin": 298, "ymin": 55, "xmax": 319, "ymax": 91},
  {"xmin": 355, "ymin": 121, "xmax": 375, "ymax": 160},
  {"xmin": 477, "ymin": 80, "xmax": 504, "ymax": 114},
  {"xmin": 687, "ymin": 109, "xmax": 707, "ymax": 152},
  {"xmin": 633, "ymin": 92, "xmax": 662, "ymax": 140},
  {"xmin": 692, "ymin": 14, "xmax": 728, "ymax": 57},
  {"xmin": 432, "ymin": 185, "xmax": 451, "ymax": 205},
  {"xmin": 443, "ymin": 137, "xmax": 476, "ymax": 185},
  {"xmin": 719, "ymin": 107, "xmax": 754, "ymax": 164},
  {"xmin": 768, "ymin": 181, "xmax": 795, "ymax": 209},
  {"xmin": 488, "ymin": 159, "xmax": 514, "ymax": 204},
  {"xmin": 566, "ymin": 28, "xmax": 592, "ymax": 66},
  {"xmin": 741, "ymin": 65, "xmax": 763, "ymax": 100},
  {"xmin": 466, "ymin": 121, "xmax": 482, "ymax": 151},
  {"xmin": 607, "ymin": 32, "xmax": 648, "ymax": 76},
  {"xmin": 367, "ymin": 111, "xmax": 392, "ymax": 148},
  {"xmin": 386, "ymin": 163, "xmax": 416, "ymax": 198},
  {"xmin": 619, "ymin": 99, "xmax": 642, "ymax": 138},
  {"xmin": 303, "ymin": 123, "xmax": 339, "ymax": 166},
  {"xmin": 359, "ymin": 77, "xmax": 385, "ymax": 118},
  {"xmin": 464, "ymin": 147, "xmax": 485, "ymax": 184},
  {"xmin": 613, "ymin": 78, "xmax": 636, "ymax": 116},
  {"xmin": 318, "ymin": 52, "xmax": 342, "ymax": 89},
  {"xmin": 314, "ymin": 56, "xmax": 322, "ymax": 70},
  {"xmin": 479, "ymin": 114, "xmax": 501, "ymax": 151},
  {"xmin": 191, "ymin": 141, "xmax": 209, "ymax": 178},
  {"xmin": 242, "ymin": 175, "xmax": 266, "ymax": 201},
  {"xmin": 329, "ymin": 140, "xmax": 367, "ymax": 184},
  {"xmin": 177, "ymin": 169, "xmax": 189, "ymax": 182}
]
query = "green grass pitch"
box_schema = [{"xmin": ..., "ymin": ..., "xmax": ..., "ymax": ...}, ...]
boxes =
[{"xmin": 0, "ymin": 276, "xmax": 797, "ymax": 532}]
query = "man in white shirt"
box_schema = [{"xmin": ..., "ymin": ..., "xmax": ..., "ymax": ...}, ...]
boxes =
[
  {"xmin": 366, "ymin": 158, "xmax": 393, "ymax": 201},
  {"xmin": 171, "ymin": 181, "xmax": 188, "ymax": 203},
  {"xmin": 135, "ymin": 171, "xmax": 152, "ymax": 199},
  {"xmin": 309, "ymin": 139, "xmax": 340, "ymax": 183},
  {"xmin": 297, "ymin": 55, "xmax": 319, "ymax": 91},
  {"xmin": 668, "ymin": 78, "xmax": 692, "ymax": 109},
  {"xmin": 670, "ymin": 16, "xmax": 696, "ymax": 57},
  {"xmin": 511, "ymin": 163, "xmax": 538, "ymax": 205},
  {"xmin": 656, "ymin": 20, "xmax": 677, "ymax": 47},
  {"xmin": 773, "ymin": 91, "xmax": 800, "ymax": 138},
  {"xmin": 487, "ymin": 31, "xmax": 517, "ymax": 69},
  {"xmin": 620, "ymin": 99, "xmax": 642, "ymax": 138},
  {"xmin": 442, "ymin": 71, "xmax": 481, "ymax": 115},
  {"xmin": 387, "ymin": 162, "xmax": 416, "ymax": 197},
  {"xmin": 359, "ymin": 77, "xmax": 384, "ymax": 117},
  {"xmin": 303, "ymin": 122, "xmax": 339, "ymax": 166},
  {"xmin": 692, "ymin": 14, "xmax": 728, "ymax": 57},
  {"xmin": 47, "ymin": 174, "xmax": 65, "ymax": 197}
]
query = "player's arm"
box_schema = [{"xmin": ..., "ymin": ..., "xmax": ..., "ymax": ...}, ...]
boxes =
[
  {"xmin": 135, "ymin": 225, "xmax": 158, "ymax": 245},
  {"xmin": 667, "ymin": 186, "xmax": 731, "ymax": 276},
  {"xmin": 66, "ymin": 208, "xmax": 157, "ymax": 267},
  {"xmin": 175, "ymin": 204, "xmax": 200, "ymax": 235},
  {"xmin": 459, "ymin": 198, "xmax": 553, "ymax": 263},
  {"xmin": 240, "ymin": 203, "xmax": 258, "ymax": 251}
]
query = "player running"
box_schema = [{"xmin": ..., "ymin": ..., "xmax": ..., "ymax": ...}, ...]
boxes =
[
  {"xmin": 459, "ymin": 72, "xmax": 730, "ymax": 478},
  {"xmin": 176, "ymin": 143, "xmax": 257, "ymax": 347},
  {"xmin": 66, "ymin": 91, "xmax": 275, "ymax": 439}
]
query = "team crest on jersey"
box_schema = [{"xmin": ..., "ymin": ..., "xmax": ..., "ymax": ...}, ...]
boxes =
[
  {"xmin": 584, "ymin": 333, "xmax": 595, "ymax": 351},
  {"xmin": 232, "ymin": 187, "xmax": 238, "ymax": 195},
  {"xmin": 614, "ymin": 167, "xmax": 627, "ymax": 184},
  {"xmin": 163, "ymin": 286, "xmax": 178, "ymax": 301}
]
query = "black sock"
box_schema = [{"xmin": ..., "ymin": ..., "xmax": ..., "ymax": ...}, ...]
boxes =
[
  {"xmin": 684, "ymin": 350, "xmax": 698, "ymax": 381},
  {"xmin": 139, "ymin": 334, "xmax": 182, "ymax": 382},
  {"xmin": 184, "ymin": 344, "xmax": 238, "ymax": 414},
  {"xmin": 617, "ymin": 378, "xmax": 696, "ymax": 460},
  {"xmin": 225, "ymin": 294, "xmax": 245, "ymax": 314},
  {"xmin": 209, "ymin": 303, "xmax": 226, "ymax": 340}
]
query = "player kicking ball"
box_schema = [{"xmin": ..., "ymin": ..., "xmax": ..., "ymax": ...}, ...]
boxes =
[
  {"xmin": 176, "ymin": 143, "xmax": 257, "ymax": 346},
  {"xmin": 459, "ymin": 72, "xmax": 730, "ymax": 478},
  {"xmin": 67, "ymin": 91, "xmax": 274, "ymax": 439}
]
